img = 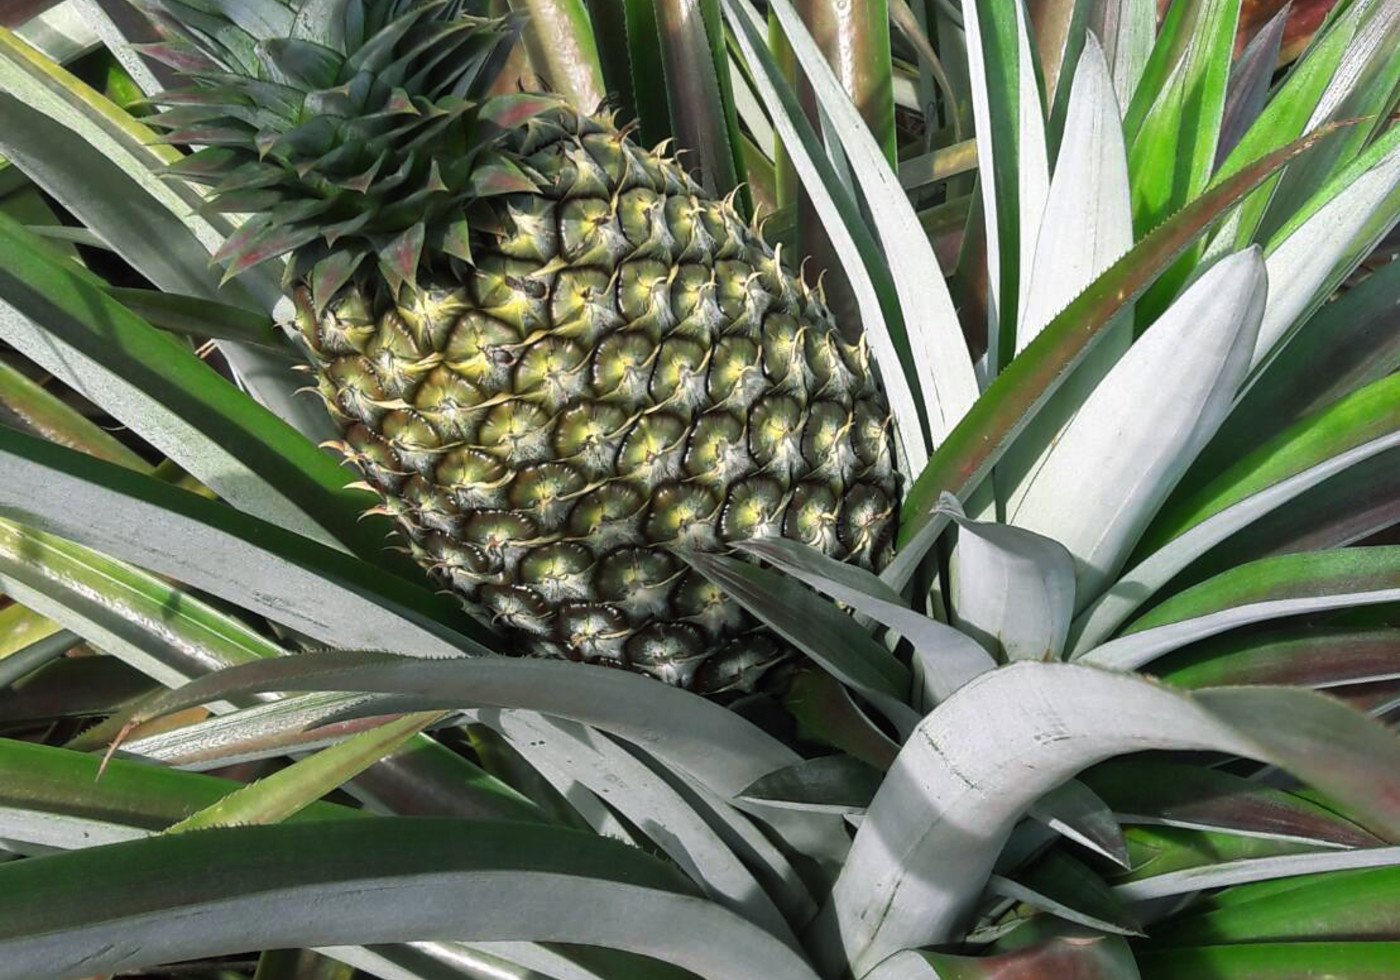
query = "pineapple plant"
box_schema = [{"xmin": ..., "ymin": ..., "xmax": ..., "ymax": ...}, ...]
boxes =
[
  {"xmin": 134, "ymin": 0, "xmax": 899, "ymax": 692},
  {"xmin": 0, "ymin": 0, "xmax": 1394, "ymax": 979}
]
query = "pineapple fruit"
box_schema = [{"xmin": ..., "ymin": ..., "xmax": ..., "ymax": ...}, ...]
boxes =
[{"xmin": 142, "ymin": 0, "xmax": 898, "ymax": 690}]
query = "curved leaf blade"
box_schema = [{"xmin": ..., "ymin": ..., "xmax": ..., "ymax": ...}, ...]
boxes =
[
  {"xmin": 1009, "ymin": 248, "xmax": 1266, "ymax": 605},
  {"xmin": 820, "ymin": 661, "xmax": 1400, "ymax": 973},
  {"xmin": 681, "ymin": 549, "xmax": 917, "ymax": 735},
  {"xmin": 0, "ymin": 213, "xmax": 381, "ymax": 556},
  {"xmin": 0, "ymin": 427, "xmax": 491, "ymax": 659},
  {"xmin": 896, "ymin": 123, "xmax": 1342, "ymax": 564},
  {"xmin": 1082, "ymin": 548, "xmax": 1400, "ymax": 672},
  {"xmin": 1075, "ymin": 373, "xmax": 1400, "ymax": 649},
  {"xmin": 0, "ymin": 819, "xmax": 821, "ymax": 980}
]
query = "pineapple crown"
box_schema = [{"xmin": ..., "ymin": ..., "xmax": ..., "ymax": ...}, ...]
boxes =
[{"xmin": 138, "ymin": 0, "xmax": 553, "ymax": 309}]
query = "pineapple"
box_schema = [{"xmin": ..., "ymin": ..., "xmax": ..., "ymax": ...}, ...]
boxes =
[{"xmin": 140, "ymin": 0, "xmax": 898, "ymax": 690}]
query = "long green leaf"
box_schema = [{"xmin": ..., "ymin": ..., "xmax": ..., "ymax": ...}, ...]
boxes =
[
  {"xmin": 0, "ymin": 427, "xmax": 493, "ymax": 658},
  {"xmin": 1152, "ymin": 373, "xmax": 1400, "ymax": 547},
  {"xmin": 0, "ymin": 212, "xmax": 389, "ymax": 558},
  {"xmin": 0, "ymin": 737, "xmax": 358, "ymax": 850},
  {"xmin": 1125, "ymin": 0, "xmax": 1238, "ymax": 236},
  {"xmin": 1073, "ymin": 371, "xmax": 1400, "ymax": 649},
  {"xmin": 0, "ymin": 27, "xmax": 325, "ymax": 438},
  {"xmin": 1196, "ymin": 258, "xmax": 1400, "ymax": 483},
  {"xmin": 895, "ymin": 122, "xmax": 1347, "ymax": 568},
  {"xmin": 1251, "ymin": 0, "xmax": 1400, "ymax": 244},
  {"xmin": 1156, "ymin": 625, "xmax": 1400, "ymax": 693},
  {"xmin": 0, "ymin": 358, "xmax": 149, "ymax": 472},
  {"xmin": 1213, "ymin": 0, "xmax": 1397, "ymax": 250},
  {"xmin": 1081, "ymin": 548, "xmax": 1400, "ymax": 670},
  {"xmin": 166, "ymin": 712, "xmax": 444, "ymax": 832},
  {"xmin": 0, "ymin": 818, "xmax": 821, "ymax": 980},
  {"xmin": 1145, "ymin": 864, "xmax": 1400, "ymax": 946},
  {"xmin": 1137, "ymin": 943, "xmax": 1400, "ymax": 980},
  {"xmin": 1250, "ymin": 127, "xmax": 1400, "ymax": 373},
  {"xmin": 120, "ymin": 647, "xmax": 854, "ymax": 866},
  {"xmin": 107, "ymin": 286, "xmax": 288, "ymax": 352},
  {"xmin": 961, "ymin": 0, "xmax": 1049, "ymax": 367}
]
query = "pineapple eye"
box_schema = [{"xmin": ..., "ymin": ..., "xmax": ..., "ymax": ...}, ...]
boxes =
[
  {"xmin": 646, "ymin": 483, "xmax": 721, "ymax": 544},
  {"xmin": 720, "ymin": 477, "xmax": 785, "ymax": 541}
]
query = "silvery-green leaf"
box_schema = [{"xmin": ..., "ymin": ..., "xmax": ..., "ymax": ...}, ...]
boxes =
[
  {"xmin": 1081, "ymin": 548, "xmax": 1400, "ymax": 672},
  {"xmin": 961, "ymin": 0, "xmax": 1050, "ymax": 366},
  {"xmin": 128, "ymin": 651, "xmax": 798, "ymax": 802},
  {"xmin": 1009, "ymin": 249, "xmax": 1267, "ymax": 605},
  {"xmin": 719, "ymin": 0, "xmax": 929, "ymax": 473},
  {"xmin": 682, "ymin": 550, "xmax": 919, "ymax": 736},
  {"xmin": 738, "ymin": 755, "xmax": 883, "ymax": 815},
  {"xmin": 1017, "ymin": 34, "xmax": 1133, "ymax": 353},
  {"xmin": 817, "ymin": 662, "xmax": 1400, "ymax": 974},
  {"xmin": 897, "ymin": 123, "xmax": 1341, "ymax": 569},
  {"xmin": 1115, "ymin": 844, "xmax": 1400, "ymax": 903},
  {"xmin": 1250, "ymin": 130, "xmax": 1400, "ymax": 373},
  {"xmin": 0, "ymin": 517, "xmax": 286, "ymax": 690},
  {"xmin": 1074, "ymin": 374, "xmax": 1400, "ymax": 650},
  {"xmin": 738, "ymin": 537, "xmax": 995, "ymax": 705},
  {"xmin": 1086, "ymin": 0, "xmax": 1154, "ymax": 110},
  {"xmin": 1000, "ymin": 36, "xmax": 1136, "ymax": 522},
  {"xmin": 320, "ymin": 943, "xmax": 570, "ymax": 980},
  {"xmin": 127, "ymin": 649, "xmax": 853, "ymax": 867},
  {"xmin": 0, "ymin": 430, "xmax": 489, "ymax": 659},
  {"xmin": 479, "ymin": 710, "xmax": 797, "ymax": 945},
  {"xmin": 120, "ymin": 693, "xmax": 412, "ymax": 767},
  {"xmin": 1029, "ymin": 779, "xmax": 1130, "ymax": 868},
  {"xmin": 165, "ymin": 712, "xmax": 441, "ymax": 833},
  {"xmin": 623, "ymin": 744, "xmax": 819, "ymax": 927},
  {"xmin": 758, "ymin": 0, "xmax": 979, "ymax": 446},
  {"xmin": 948, "ymin": 509, "xmax": 1077, "ymax": 662}
]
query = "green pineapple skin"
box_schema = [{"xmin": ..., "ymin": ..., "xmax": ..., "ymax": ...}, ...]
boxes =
[{"xmin": 294, "ymin": 104, "xmax": 899, "ymax": 691}]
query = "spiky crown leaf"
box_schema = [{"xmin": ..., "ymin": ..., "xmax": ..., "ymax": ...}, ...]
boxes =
[{"xmin": 139, "ymin": 0, "xmax": 547, "ymax": 306}]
